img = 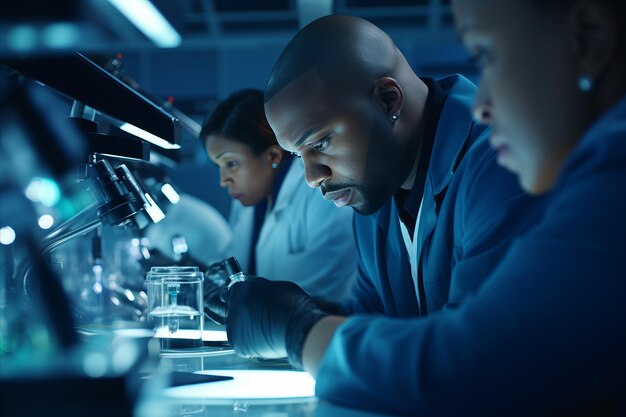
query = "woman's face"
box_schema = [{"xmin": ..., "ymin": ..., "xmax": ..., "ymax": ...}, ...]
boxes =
[
  {"xmin": 452, "ymin": 0, "xmax": 586, "ymax": 194},
  {"xmin": 205, "ymin": 134, "xmax": 276, "ymax": 206}
]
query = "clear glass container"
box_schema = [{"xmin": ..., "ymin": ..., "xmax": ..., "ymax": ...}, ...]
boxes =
[{"xmin": 147, "ymin": 266, "xmax": 204, "ymax": 349}]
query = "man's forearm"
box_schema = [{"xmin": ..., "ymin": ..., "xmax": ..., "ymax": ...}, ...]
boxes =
[{"xmin": 301, "ymin": 315, "xmax": 346, "ymax": 377}]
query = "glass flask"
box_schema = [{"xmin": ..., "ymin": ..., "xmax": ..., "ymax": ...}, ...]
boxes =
[{"xmin": 147, "ymin": 266, "xmax": 204, "ymax": 349}]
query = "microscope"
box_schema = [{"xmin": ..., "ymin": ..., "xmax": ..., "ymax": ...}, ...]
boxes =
[{"xmin": 0, "ymin": 52, "xmax": 185, "ymax": 416}]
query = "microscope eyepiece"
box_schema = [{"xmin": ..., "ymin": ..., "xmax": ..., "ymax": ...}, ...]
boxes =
[{"xmin": 90, "ymin": 160, "xmax": 142, "ymax": 228}]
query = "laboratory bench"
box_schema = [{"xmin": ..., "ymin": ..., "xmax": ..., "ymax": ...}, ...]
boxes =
[
  {"xmin": 142, "ymin": 346, "xmax": 400, "ymax": 417},
  {"xmin": 1, "ymin": 320, "xmax": 403, "ymax": 417},
  {"xmin": 78, "ymin": 322, "xmax": 403, "ymax": 417}
]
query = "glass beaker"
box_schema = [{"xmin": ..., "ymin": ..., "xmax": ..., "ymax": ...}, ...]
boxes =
[{"xmin": 147, "ymin": 266, "xmax": 204, "ymax": 349}]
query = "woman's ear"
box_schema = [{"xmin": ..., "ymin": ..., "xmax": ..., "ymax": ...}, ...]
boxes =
[
  {"xmin": 372, "ymin": 77, "xmax": 403, "ymax": 123},
  {"xmin": 568, "ymin": 0, "xmax": 617, "ymax": 79},
  {"xmin": 266, "ymin": 145, "xmax": 284, "ymax": 167}
]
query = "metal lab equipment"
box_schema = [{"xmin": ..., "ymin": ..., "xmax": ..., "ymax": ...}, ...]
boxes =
[
  {"xmin": 147, "ymin": 266, "xmax": 204, "ymax": 349},
  {"xmin": 0, "ymin": 50, "xmax": 183, "ymax": 417}
]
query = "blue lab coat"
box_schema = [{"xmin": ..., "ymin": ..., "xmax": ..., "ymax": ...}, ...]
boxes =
[
  {"xmin": 343, "ymin": 74, "xmax": 543, "ymax": 317},
  {"xmin": 316, "ymin": 95, "xmax": 626, "ymax": 415}
]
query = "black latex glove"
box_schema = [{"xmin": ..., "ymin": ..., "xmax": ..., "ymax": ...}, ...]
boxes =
[{"xmin": 226, "ymin": 277, "xmax": 328, "ymax": 369}]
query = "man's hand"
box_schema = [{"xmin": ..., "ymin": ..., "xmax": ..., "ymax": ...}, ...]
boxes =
[{"xmin": 226, "ymin": 277, "xmax": 327, "ymax": 368}]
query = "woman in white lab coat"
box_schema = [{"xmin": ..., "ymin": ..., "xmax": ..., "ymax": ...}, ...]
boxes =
[{"xmin": 200, "ymin": 89, "xmax": 357, "ymax": 302}]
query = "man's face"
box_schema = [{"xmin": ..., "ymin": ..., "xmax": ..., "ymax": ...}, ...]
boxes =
[
  {"xmin": 453, "ymin": 0, "xmax": 582, "ymax": 194},
  {"xmin": 265, "ymin": 69, "xmax": 406, "ymax": 215}
]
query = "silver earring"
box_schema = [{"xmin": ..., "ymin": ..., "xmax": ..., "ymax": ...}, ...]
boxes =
[
  {"xmin": 271, "ymin": 163, "xmax": 278, "ymax": 169},
  {"xmin": 391, "ymin": 114, "xmax": 399, "ymax": 122},
  {"xmin": 578, "ymin": 75, "xmax": 593, "ymax": 92}
]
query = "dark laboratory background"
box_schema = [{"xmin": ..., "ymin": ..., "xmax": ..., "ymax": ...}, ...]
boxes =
[
  {"xmin": 0, "ymin": 1, "xmax": 476, "ymax": 415},
  {"xmin": 2, "ymin": 0, "xmax": 476, "ymax": 217}
]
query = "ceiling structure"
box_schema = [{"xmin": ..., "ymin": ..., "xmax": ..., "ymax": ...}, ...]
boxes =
[
  {"xmin": 161, "ymin": 0, "xmax": 456, "ymax": 48},
  {"xmin": 1, "ymin": 0, "xmax": 457, "ymax": 55}
]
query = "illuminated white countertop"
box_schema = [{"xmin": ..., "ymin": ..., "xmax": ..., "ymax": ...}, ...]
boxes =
[{"xmin": 136, "ymin": 344, "xmax": 403, "ymax": 417}]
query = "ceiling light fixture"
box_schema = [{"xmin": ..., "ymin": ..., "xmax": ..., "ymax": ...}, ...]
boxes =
[{"xmin": 107, "ymin": 0, "xmax": 181, "ymax": 48}]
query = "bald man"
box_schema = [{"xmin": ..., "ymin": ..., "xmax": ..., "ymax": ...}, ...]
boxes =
[{"xmin": 224, "ymin": 15, "xmax": 544, "ymax": 411}]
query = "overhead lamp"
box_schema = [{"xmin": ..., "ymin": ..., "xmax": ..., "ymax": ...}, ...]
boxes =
[{"xmin": 107, "ymin": 0, "xmax": 181, "ymax": 48}]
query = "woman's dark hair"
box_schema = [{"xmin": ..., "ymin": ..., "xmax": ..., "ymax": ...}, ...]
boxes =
[{"xmin": 200, "ymin": 89, "xmax": 277, "ymax": 155}]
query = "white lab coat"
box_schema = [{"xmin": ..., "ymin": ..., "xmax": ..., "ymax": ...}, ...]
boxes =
[
  {"xmin": 227, "ymin": 161, "xmax": 358, "ymax": 302},
  {"xmin": 145, "ymin": 193, "xmax": 232, "ymax": 266}
]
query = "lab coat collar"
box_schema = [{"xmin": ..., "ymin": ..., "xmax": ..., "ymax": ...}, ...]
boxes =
[
  {"xmin": 370, "ymin": 74, "xmax": 483, "ymax": 228},
  {"xmin": 427, "ymin": 74, "xmax": 485, "ymax": 196},
  {"xmin": 271, "ymin": 159, "xmax": 305, "ymax": 213}
]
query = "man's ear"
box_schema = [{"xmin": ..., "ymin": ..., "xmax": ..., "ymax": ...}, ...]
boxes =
[
  {"xmin": 568, "ymin": 0, "xmax": 617, "ymax": 79},
  {"xmin": 372, "ymin": 77, "xmax": 403, "ymax": 122}
]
